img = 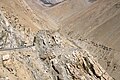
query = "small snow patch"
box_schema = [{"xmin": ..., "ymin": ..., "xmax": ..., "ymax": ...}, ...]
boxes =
[{"xmin": 40, "ymin": 0, "xmax": 65, "ymax": 7}]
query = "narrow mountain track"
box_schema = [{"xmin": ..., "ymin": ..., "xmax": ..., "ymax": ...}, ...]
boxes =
[{"xmin": 0, "ymin": 45, "xmax": 34, "ymax": 51}]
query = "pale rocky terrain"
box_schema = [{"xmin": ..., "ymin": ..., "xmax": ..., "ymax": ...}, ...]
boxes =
[{"xmin": 0, "ymin": 0, "xmax": 120, "ymax": 80}]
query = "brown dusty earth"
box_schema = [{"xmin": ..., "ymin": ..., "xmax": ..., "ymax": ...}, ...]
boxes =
[{"xmin": 0, "ymin": 0, "xmax": 120, "ymax": 80}]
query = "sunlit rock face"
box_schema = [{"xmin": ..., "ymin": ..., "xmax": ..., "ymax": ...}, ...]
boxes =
[{"xmin": 34, "ymin": 30, "xmax": 113, "ymax": 80}]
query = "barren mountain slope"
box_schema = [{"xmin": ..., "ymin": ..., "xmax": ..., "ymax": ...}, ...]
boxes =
[{"xmin": 0, "ymin": 0, "xmax": 120, "ymax": 80}]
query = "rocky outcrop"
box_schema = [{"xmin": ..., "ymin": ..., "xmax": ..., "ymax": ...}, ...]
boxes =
[
  {"xmin": 34, "ymin": 30, "xmax": 113, "ymax": 80},
  {"xmin": 0, "ymin": 9, "xmax": 34, "ymax": 49},
  {"xmin": 0, "ymin": 29, "xmax": 113, "ymax": 80}
]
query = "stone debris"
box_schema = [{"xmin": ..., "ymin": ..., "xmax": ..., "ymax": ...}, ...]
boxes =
[{"xmin": 2, "ymin": 54, "xmax": 10, "ymax": 61}]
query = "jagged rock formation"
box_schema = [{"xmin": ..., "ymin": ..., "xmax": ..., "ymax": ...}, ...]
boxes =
[
  {"xmin": 0, "ymin": 0, "xmax": 120, "ymax": 80},
  {"xmin": 0, "ymin": 30, "xmax": 113, "ymax": 80},
  {"xmin": 35, "ymin": 30, "xmax": 113, "ymax": 80}
]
